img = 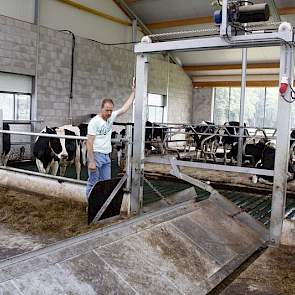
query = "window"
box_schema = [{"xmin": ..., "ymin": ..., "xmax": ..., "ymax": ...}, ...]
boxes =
[
  {"xmin": 147, "ymin": 93, "xmax": 166, "ymax": 123},
  {"xmin": 213, "ymin": 87, "xmax": 280, "ymax": 128},
  {"xmin": 0, "ymin": 92, "xmax": 31, "ymax": 120}
]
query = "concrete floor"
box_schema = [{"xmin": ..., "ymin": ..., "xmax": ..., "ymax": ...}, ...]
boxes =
[
  {"xmin": 221, "ymin": 245, "xmax": 295, "ymax": 295},
  {"xmin": 0, "ymin": 197, "xmax": 265, "ymax": 295}
]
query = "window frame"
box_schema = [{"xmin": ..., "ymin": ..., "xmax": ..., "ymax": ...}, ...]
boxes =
[
  {"xmin": 0, "ymin": 90, "xmax": 32, "ymax": 121},
  {"xmin": 213, "ymin": 86, "xmax": 279, "ymax": 128},
  {"xmin": 147, "ymin": 93, "xmax": 166, "ymax": 123}
]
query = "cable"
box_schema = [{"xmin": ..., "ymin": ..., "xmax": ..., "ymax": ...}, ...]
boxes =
[
  {"xmin": 87, "ymin": 38, "xmax": 139, "ymax": 46},
  {"xmin": 59, "ymin": 30, "xmax": 75, "ymax": 99}
]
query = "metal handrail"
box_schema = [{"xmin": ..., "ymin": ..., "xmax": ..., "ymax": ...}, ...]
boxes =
[{"xmin": 0, "ymin": 129, "xmax": 128, "ymax": 143}]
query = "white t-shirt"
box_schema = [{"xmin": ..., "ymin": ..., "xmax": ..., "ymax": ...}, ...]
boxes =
[{"xmin": 87, "ymin": 111, "xmax": 119, "ymax": 154}]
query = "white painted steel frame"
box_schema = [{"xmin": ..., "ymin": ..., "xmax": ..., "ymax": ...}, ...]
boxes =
[
  {"xmin": 145, "ymin": 156, "xmax": 274, "ymax": 177},
  {"xmin": 270, "ymin": 43, "xmax": 294, "ymax": 244},
  {"xmin": 132, "ymin": 23, "xmax": 294, "ymax": 245},
  {"xmin": 134, "ymin": 32, "xmax": 293, "ymax": 54},
  {"xmin": 0, "ymin": 110, "xmax": 3, "ymax": 158}
]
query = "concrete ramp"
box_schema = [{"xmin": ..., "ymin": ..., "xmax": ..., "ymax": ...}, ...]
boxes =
[{"xmin": 0, "ymin": 195, "xmax": 267, "ymax": 295}]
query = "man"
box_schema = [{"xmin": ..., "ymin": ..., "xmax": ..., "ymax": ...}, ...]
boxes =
[{"xmin": 86, "ymin": 80, "xmax": 135, "ymax": 198}]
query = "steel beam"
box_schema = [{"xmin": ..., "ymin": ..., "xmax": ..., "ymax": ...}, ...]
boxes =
[
  {"xmin": 0, "ymin": 110, "xmax": 3, "ymax": 161},
  {"xmin": 125, "ymin": 125, "xmax": 133, "ymax": 193},
  {"xmin": 145, "ymin": 156, "xmax": 274, "ymax": 177},
  {"xmin": 270, "ymin": 42, "xmax": 294, "ymax": 244},
  {"xmin": 237, "ymin": 48, "xmax": 247, "ymax": 166},
  {"xmin": 135, "ymin": 31, "xmax": 293, "ymax": 54},
  {"xmin": 131, "ymin": 54, "xmax": 149, "ymax": 214}
]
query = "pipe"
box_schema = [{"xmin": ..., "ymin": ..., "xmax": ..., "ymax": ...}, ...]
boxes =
[
  {"xmin": 0, "ymin": 168, "xmax": 86, "ymax": 203},
  {"xmin": 0, "ymin": 129, "xmax": 127, "ymax": 143},
  {"xmin": 59, "ymin": 30, "xmax": 76, "ymax": 124}
]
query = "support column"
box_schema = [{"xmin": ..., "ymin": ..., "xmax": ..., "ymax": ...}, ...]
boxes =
[
  {"xmin": 237, "ymin": 48, "xmax": 247, "ymax": 166},
  {"xmin": 270, "ymin": 42, "xmax": 294, "ymax": 244},
  {"xmin": 0, "ymin": 109, "xmax": 3, "ymax": 160},
  {"xmin": 125, "ymin": 124, "xmax": 133, "ymax": 193},
  {"xmin": 131, "ymin": 54, "xmax": 149, "ymax": 214}
]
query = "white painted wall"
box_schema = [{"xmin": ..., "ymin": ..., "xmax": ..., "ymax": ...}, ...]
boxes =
[
  {"xmin": 0, "ymin": 0, "xmax": 35, "ymax": 23},
  {"xmin": 40, "ymin": 0, "xmax": 138, "ymax": 46}
]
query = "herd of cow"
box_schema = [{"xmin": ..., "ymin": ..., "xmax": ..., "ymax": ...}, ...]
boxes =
[
  {"xmin": 184, "ymin": 121, "xmax": 295, "ymax": 183},
  {"xmin": 1, "ymin": 120, "xmax": 295, "ymax": 185}
]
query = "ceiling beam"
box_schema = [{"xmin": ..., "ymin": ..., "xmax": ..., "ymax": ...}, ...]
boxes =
[
  {"xmin": 184, "ymin": 63, "xmax": 280, "ymax": 72},
  {"xmin": 279, "ymin": 6, "xmax": 295, "ymax": 15},
  {"xmin": 193, "ymin": 81, "xmax": 281, "ymax": 87},
  {"xmin": 147, "ymin": 16, "xmax": 213, "ymax": 30},
  {"xmin": 57, "ymin": 0, "xmax": 130, "ymax": 26},
  {"xmin": 146, "ymin": 6, "xmax": 295, "ymax": 30}
]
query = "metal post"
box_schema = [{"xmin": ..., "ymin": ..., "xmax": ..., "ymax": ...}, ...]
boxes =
[
  {"xmin": 125, "ymin": 125, "xmax": 133, "ymax": 192},
  {"xmin": 220, "ymin": 0, "xmax": 228, "ymax": 37},
  {"xmin": 131, "ymin": 54, "xmax": 149, "ymax": 214},
  {"xmin": 0, "ymin": 110, "xmax": 3, "ymax": 161},
  {"xmin": 31, "ymin": 0, "xmax": 40, "ymax": 157},
  {"xmin": 270, "ymin": 41, "xmax": 294, "ymax": 244},
  {"xmin": 131, "ymin": 19, "xmax": 138, "ymax": 123},
  {"xmin": 237, "ymin": 48, "xmax": 247, "ymax": 166}
]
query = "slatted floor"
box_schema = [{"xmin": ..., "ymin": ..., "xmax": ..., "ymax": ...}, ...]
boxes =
[
  {"xmin": 144, "ymin": 180, "xmax": 295, "ymax": 227},
  {"xmin": 9, "ymin": 160, "xmax": 295, "ymax": 225}
]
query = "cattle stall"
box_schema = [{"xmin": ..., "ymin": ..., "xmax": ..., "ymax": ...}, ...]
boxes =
[{"xmin": 132, "ymin": 19, "xmax": 294, "ymax": 247}]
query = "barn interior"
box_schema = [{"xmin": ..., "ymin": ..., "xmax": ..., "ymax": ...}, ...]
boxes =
[{"xmin": 0, "ymin": 0, "xmax": 295, "ymax": 294}]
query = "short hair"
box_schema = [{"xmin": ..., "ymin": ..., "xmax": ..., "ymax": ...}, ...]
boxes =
[{"xmin": 101, "ymin": 98, "xmax": 114, "ymax": 109}]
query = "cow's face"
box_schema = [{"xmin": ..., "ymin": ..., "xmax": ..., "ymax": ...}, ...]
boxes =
[
  {"xmin": 45, "ymin": 127, "xmax": 62, "ymax": 156},
  {"xmin": 50, "ymin": 137, "xmax": 63, "ymax": 156},
  {"xmin": 55, "ymin": 127, "xmax": 69, "ymax": 162}
]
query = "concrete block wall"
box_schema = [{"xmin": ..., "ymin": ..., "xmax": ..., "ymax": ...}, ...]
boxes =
[
  {"xmin": 167, "ymin": 64, "xmax": 193, "ymax": 123},
  {"xmin": 72, "ymin": 37, "xmax": 135, "ymax": 125},
  {"xmin": 0, "ymin": 15, "xmax": 193, "ymax": 131},
  {"xmin": 37, "ymin": 27, "xmax": 73, "ymax": 127},
  {"xmin": 0, "ymin": 15, "xmax": 37, "ymax": 75},
  {"xmin": 192, "ymin": 88, "xmax": 213, "ymax": 123}
]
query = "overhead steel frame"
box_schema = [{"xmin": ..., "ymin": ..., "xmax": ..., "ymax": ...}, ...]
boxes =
[{"xmin": 131, "ymin": 22, "xmax": 294, "ymax": 244}]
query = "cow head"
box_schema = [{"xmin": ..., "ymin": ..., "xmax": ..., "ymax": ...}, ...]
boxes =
[
  {"xmin": 45, "ymin": 127, "xmax": 63, "ymax": 156},
  {"xmin": 55, "ymin": 126, "xmax": 79, "ymax": 164}
]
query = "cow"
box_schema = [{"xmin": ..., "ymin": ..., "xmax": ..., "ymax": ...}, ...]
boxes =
[
  {"xmin": 55, "ymin": 125, "xmax": 81, "ymax": 180},
  {"xmin": 34, "ymin": 125, "xmax": 81, "ymax": 179},
  {"xmin": 33, "ymin": 127, "xmax": 62, "ymax": 175},
  {"xmin": 0, "ymin": 123, "xmax": 11, "ymax": 166},
  {"xmin": 219, "ymin": 121, "xmax": 249, "ymax": 164},
  {"xmin": 251, "ymin": 135, "xmax": 295, "ymax": 185},
  {"xmin": 77, "ymin": 123, "xmax": 88, "ymax": 166},
  {"xmin": 185, "ymin": 122, "xmax": 218, "ymax": 161},
  {"xmin": 145, "ymin": 121, "xmax": 168, "ymax": 155}
]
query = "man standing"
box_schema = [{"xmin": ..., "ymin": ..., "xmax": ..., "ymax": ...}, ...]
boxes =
[{"xmin": 86, "ymin": 81, "xmax": 135, "ymax": 198}]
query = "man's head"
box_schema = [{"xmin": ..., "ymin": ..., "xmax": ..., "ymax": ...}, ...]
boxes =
[{"xmin": 100, "ymin": 98, "xmax": 114, "ymax": 120}]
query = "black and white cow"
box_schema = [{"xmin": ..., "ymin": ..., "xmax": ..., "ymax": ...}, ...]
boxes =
[
  {"xmin": 219, "ymin": 121, "xmax": 249, "ymax": 164},
  {"xmin": 185, "ymin": 122, "xmax": 218, "ymax": 161},
  {"xmin": 34, "ymin": 125, "xmax": 81, "ymax": 179},
  {"xmin": 145, "ymin": 121, "xmax": 168, "ymax": 155},
  {"xmin": 1, "ymin": 123, "xmax": 11, "ymax": 166},
  {"xmin": 250, "ymin": 135, "xmax": 295, "ymax": 185},
  {"xmin": 33, "ymin": 127, "xmax": 62, "ymax": 175},
  {"xmin": 77, "ymin": 123, "xmax": 88, "ymax": 166},
  {"xmin": 55, "ymin": 125, "xmax": 81, "ymax": 180}
]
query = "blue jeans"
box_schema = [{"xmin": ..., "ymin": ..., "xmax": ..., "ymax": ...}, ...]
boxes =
[{"xmin": 86, "ymin": 152, "xmax": 111, "ymax": 198}]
